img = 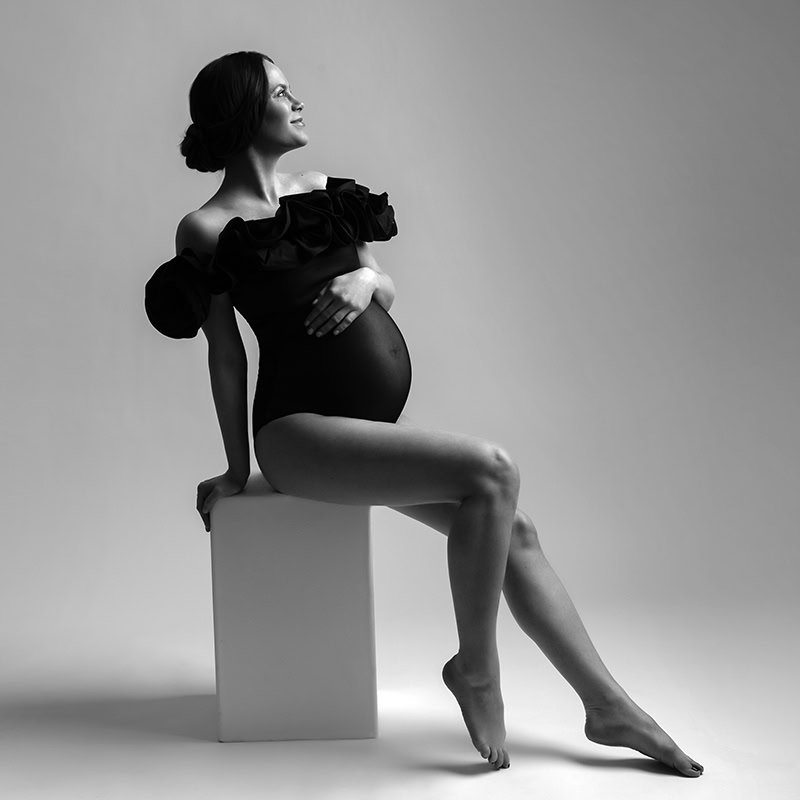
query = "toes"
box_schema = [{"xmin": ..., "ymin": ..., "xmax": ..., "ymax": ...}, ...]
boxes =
[
  {"xmin": 479, "ymin": 744, "xmax": 490, "ymax": 759},
  {"xmin": 676, "ymin": 755, "xmax": 704, "ymax": 777},
  {"xmin": 488, "ymin": 747, "xmax": 511, "ymax": 770},
  {"xmin": 684, "ymin": 768, "xmax": 702, "ymax": 778}
]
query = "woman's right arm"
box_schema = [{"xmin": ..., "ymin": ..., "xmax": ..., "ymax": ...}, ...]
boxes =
[
  {"xmin": 202, "ymin": 298, "xmax": 250, "ymax": 484},
  {"xmin": 176, "ymin": 214, "xmax": 251, "ymax": 512}
]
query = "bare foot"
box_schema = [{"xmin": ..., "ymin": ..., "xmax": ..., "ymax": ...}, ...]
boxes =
[
  {"xmin": 584, "ymin": 694, "xmax": 704, "ymax": 777},
  {"xmin": 442, "ymin": 654, "xmax": 510, "ymax": 770}
]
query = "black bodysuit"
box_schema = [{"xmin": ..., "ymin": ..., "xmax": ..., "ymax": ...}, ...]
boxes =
[{"xmin": 144, "ymin": 176, "xmax": 412, "ymax": 438}]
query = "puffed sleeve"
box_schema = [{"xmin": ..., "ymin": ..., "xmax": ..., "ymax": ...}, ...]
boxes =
[{"xmin": 144, "ymin": 247, "xmax": 234, "ymax": 339}]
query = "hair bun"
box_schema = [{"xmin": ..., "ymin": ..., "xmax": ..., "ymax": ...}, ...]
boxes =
[
  {"xmin": 180, "ymin": 121, "xmax": 222, "ymax": 173},
  {"xmin": 186, "ymin": 123, "xmax": 206, "ymax": 143}
]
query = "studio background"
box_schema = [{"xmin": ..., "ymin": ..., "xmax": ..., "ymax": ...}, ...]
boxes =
[{"xmin": 1, "ymin": 1, "xmax": 797, "ymax": 798}]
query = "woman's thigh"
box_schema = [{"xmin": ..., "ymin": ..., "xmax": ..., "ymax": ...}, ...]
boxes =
[{"xmin": 254, "ymin": 411, "xmax": 513, "ymax": 507}]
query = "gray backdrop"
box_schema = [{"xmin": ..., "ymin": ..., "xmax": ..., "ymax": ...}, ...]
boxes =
[{"xmin": 1, "ymin": 0, "xmax": 797, "ymax": 667}]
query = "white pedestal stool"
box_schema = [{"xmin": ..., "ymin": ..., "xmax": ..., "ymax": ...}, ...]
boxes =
[{"xmin": 209, "ymin": 471, "xmax": 377, "ymax": 742}]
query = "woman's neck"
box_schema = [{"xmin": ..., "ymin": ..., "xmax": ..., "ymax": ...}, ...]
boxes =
[{"xmin": 218, "ymin": 149, "xmax": 285, "ymax": 205}]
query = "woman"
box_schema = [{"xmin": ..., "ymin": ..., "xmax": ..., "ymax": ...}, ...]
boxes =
[{"xmin": 145, "ymin": 51, "xmax": 704, "ymax": 776}]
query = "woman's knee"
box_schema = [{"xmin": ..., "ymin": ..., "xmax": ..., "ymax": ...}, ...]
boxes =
[
  {"xmin": 511, "ymin": 509, "xmax": 540, "ymax": 551},
  {"xmin": 471, "ymin": 442, "xmax": 521, "ymax": 501}
]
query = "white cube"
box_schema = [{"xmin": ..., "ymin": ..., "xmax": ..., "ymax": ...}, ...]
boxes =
[{"xmin": 209, "ymin": 472, "xmax": 377, "ymax": 742}]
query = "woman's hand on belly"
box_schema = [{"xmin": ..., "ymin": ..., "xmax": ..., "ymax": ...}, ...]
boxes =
[{"xmin": 304, "ymin": 267, "xmax": 378, "ymax": 338}]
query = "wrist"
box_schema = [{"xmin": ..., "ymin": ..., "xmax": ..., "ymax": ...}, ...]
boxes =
[
  {"xmin": 226, "ymin": 466, "xmax": 250, "ymax": 485},
  {"xmin": 359, "ymin": 266, "xmax": 379, "ymax": 293}
]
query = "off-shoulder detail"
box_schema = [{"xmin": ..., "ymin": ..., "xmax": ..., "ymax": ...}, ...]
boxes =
[
  {"xmin": 144, "ymin": 177, "xmax": 397, "ymax": 339},
  {"xmin": 144, "ymin": 247, "xmax": 234, "ymax": 339},
  {"xmin": 214, "ymin": 176, "xmax": 397, "ymax": 275}
]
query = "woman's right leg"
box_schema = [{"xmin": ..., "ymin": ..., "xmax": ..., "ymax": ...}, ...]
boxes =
[{"xmin": 254, "ymin": 412, "xmax": 521, "ymax": 770}]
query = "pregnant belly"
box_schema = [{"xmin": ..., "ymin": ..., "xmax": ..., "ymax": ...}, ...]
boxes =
[{"xmin": 252, "ymin": 300, "xmax": 413, "ymax": 432}]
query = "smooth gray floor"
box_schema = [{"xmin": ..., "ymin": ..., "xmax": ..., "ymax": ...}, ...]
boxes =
[{"xmin": 1, "ymin": 601, "xmax": 795, "ymax": 799}]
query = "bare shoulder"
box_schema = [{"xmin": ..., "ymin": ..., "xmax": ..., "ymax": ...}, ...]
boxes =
[
  {"xmin": 175, "ymin": 209, "xmax": 228, "ymax": 268},
  {"xmin": 174, "ymin": 209, "xmax": 242, "ymax": 345},
  {"xmin": 290, "ymin": 170, "xmax": 328, "ymax": 192},
  {"xmin": 174, "ymin": 170, "xmax": 327, "ymax": 263}
]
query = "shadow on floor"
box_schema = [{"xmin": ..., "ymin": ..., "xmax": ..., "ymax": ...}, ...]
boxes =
[
  {"xmin": 0, "ymin": 692, "xmax": 688, "ymax": 779},
  {"xmin": 510, "ymin": 736, "xmax": 686, "ymax": 776},
  {"xmin": 0, "ymin": 692, "xmax": 219, "ymax": 742}
]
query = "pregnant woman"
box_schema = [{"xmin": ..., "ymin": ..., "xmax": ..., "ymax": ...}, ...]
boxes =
[{"xmin": 144, "ymin": 50, "xmax": 703, "ymax": 776}]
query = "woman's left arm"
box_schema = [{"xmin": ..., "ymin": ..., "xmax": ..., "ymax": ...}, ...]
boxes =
[{"xmin": 355, "ymin": 241, "xmax": 395, "ymax": 312}]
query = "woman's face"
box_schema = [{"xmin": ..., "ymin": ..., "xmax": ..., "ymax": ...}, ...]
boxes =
[{"xmin": 257, "ymin": 60, "xmax": 308, "ymax": 152}]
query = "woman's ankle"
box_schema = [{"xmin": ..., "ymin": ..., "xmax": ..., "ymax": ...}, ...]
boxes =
[
  {"xmin": 453, "ymin": 649, "xmax": 500, "ymax": 681},
  {"xmin": 581, "ymin": 682, "xmax": 629, "ymax": 712}
]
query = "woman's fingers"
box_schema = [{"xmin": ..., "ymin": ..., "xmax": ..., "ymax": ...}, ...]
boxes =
[
  {"xmin": 198, "ymin": 500, "xmax": 210, "ymax": 531},
  {"xmin": 304, "ymin": 289, "xmax": 334, "ymax": 330},
  {"xmin": 314, "ymin": 307, "xmax": 357, "ymax": 337},
  {"xmin": 308, "ymin": 306, "xmax": 362, "ymax": 336},
  {"xmin": 305, "ymin": 300, "xmax": 343, "ymax": 336},
  {"xmin": 197, "ymin": 473, "xmax": 247, "ymax": 532},
  {"xmin": 197, "ymin": 484, "xmax": 214, "ymax": 532},
  {"xmin": 332, "ymin": 310, "xmax": 357, "ymax": 335},
  {"xmin": 202, "ymin": 489, "xmax": 215, "ymax": 514},
  {"xmin": 305, "ymin": 271, "xmax": 372, "ymax": 336}
]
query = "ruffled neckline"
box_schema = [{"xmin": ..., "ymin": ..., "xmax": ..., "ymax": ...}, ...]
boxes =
[
  {"xmin": 233, "ymin": 175, "xmax": 336, "ymax": 225},
  {"xmin": 212, "ymin": 175, "xmax": 397, "ymax": 273},
  {"xmin": 145, "ymin": 175, "xmax": 396, "ymax": 339}
]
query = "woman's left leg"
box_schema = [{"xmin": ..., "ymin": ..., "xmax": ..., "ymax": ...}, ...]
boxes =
[{"xmin": 390, "ymin": 414, "xmax": 704, "ymax": 777}]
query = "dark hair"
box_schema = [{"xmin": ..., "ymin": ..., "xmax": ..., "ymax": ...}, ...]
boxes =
[{"xmin": 179, "ymin": 51, "xmax": 274, "ymax": 173}]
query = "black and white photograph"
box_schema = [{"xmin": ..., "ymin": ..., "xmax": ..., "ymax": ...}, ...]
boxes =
[{"xmin": 1, "ymin": 1, "xmax": 797, "ymax": 797}]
